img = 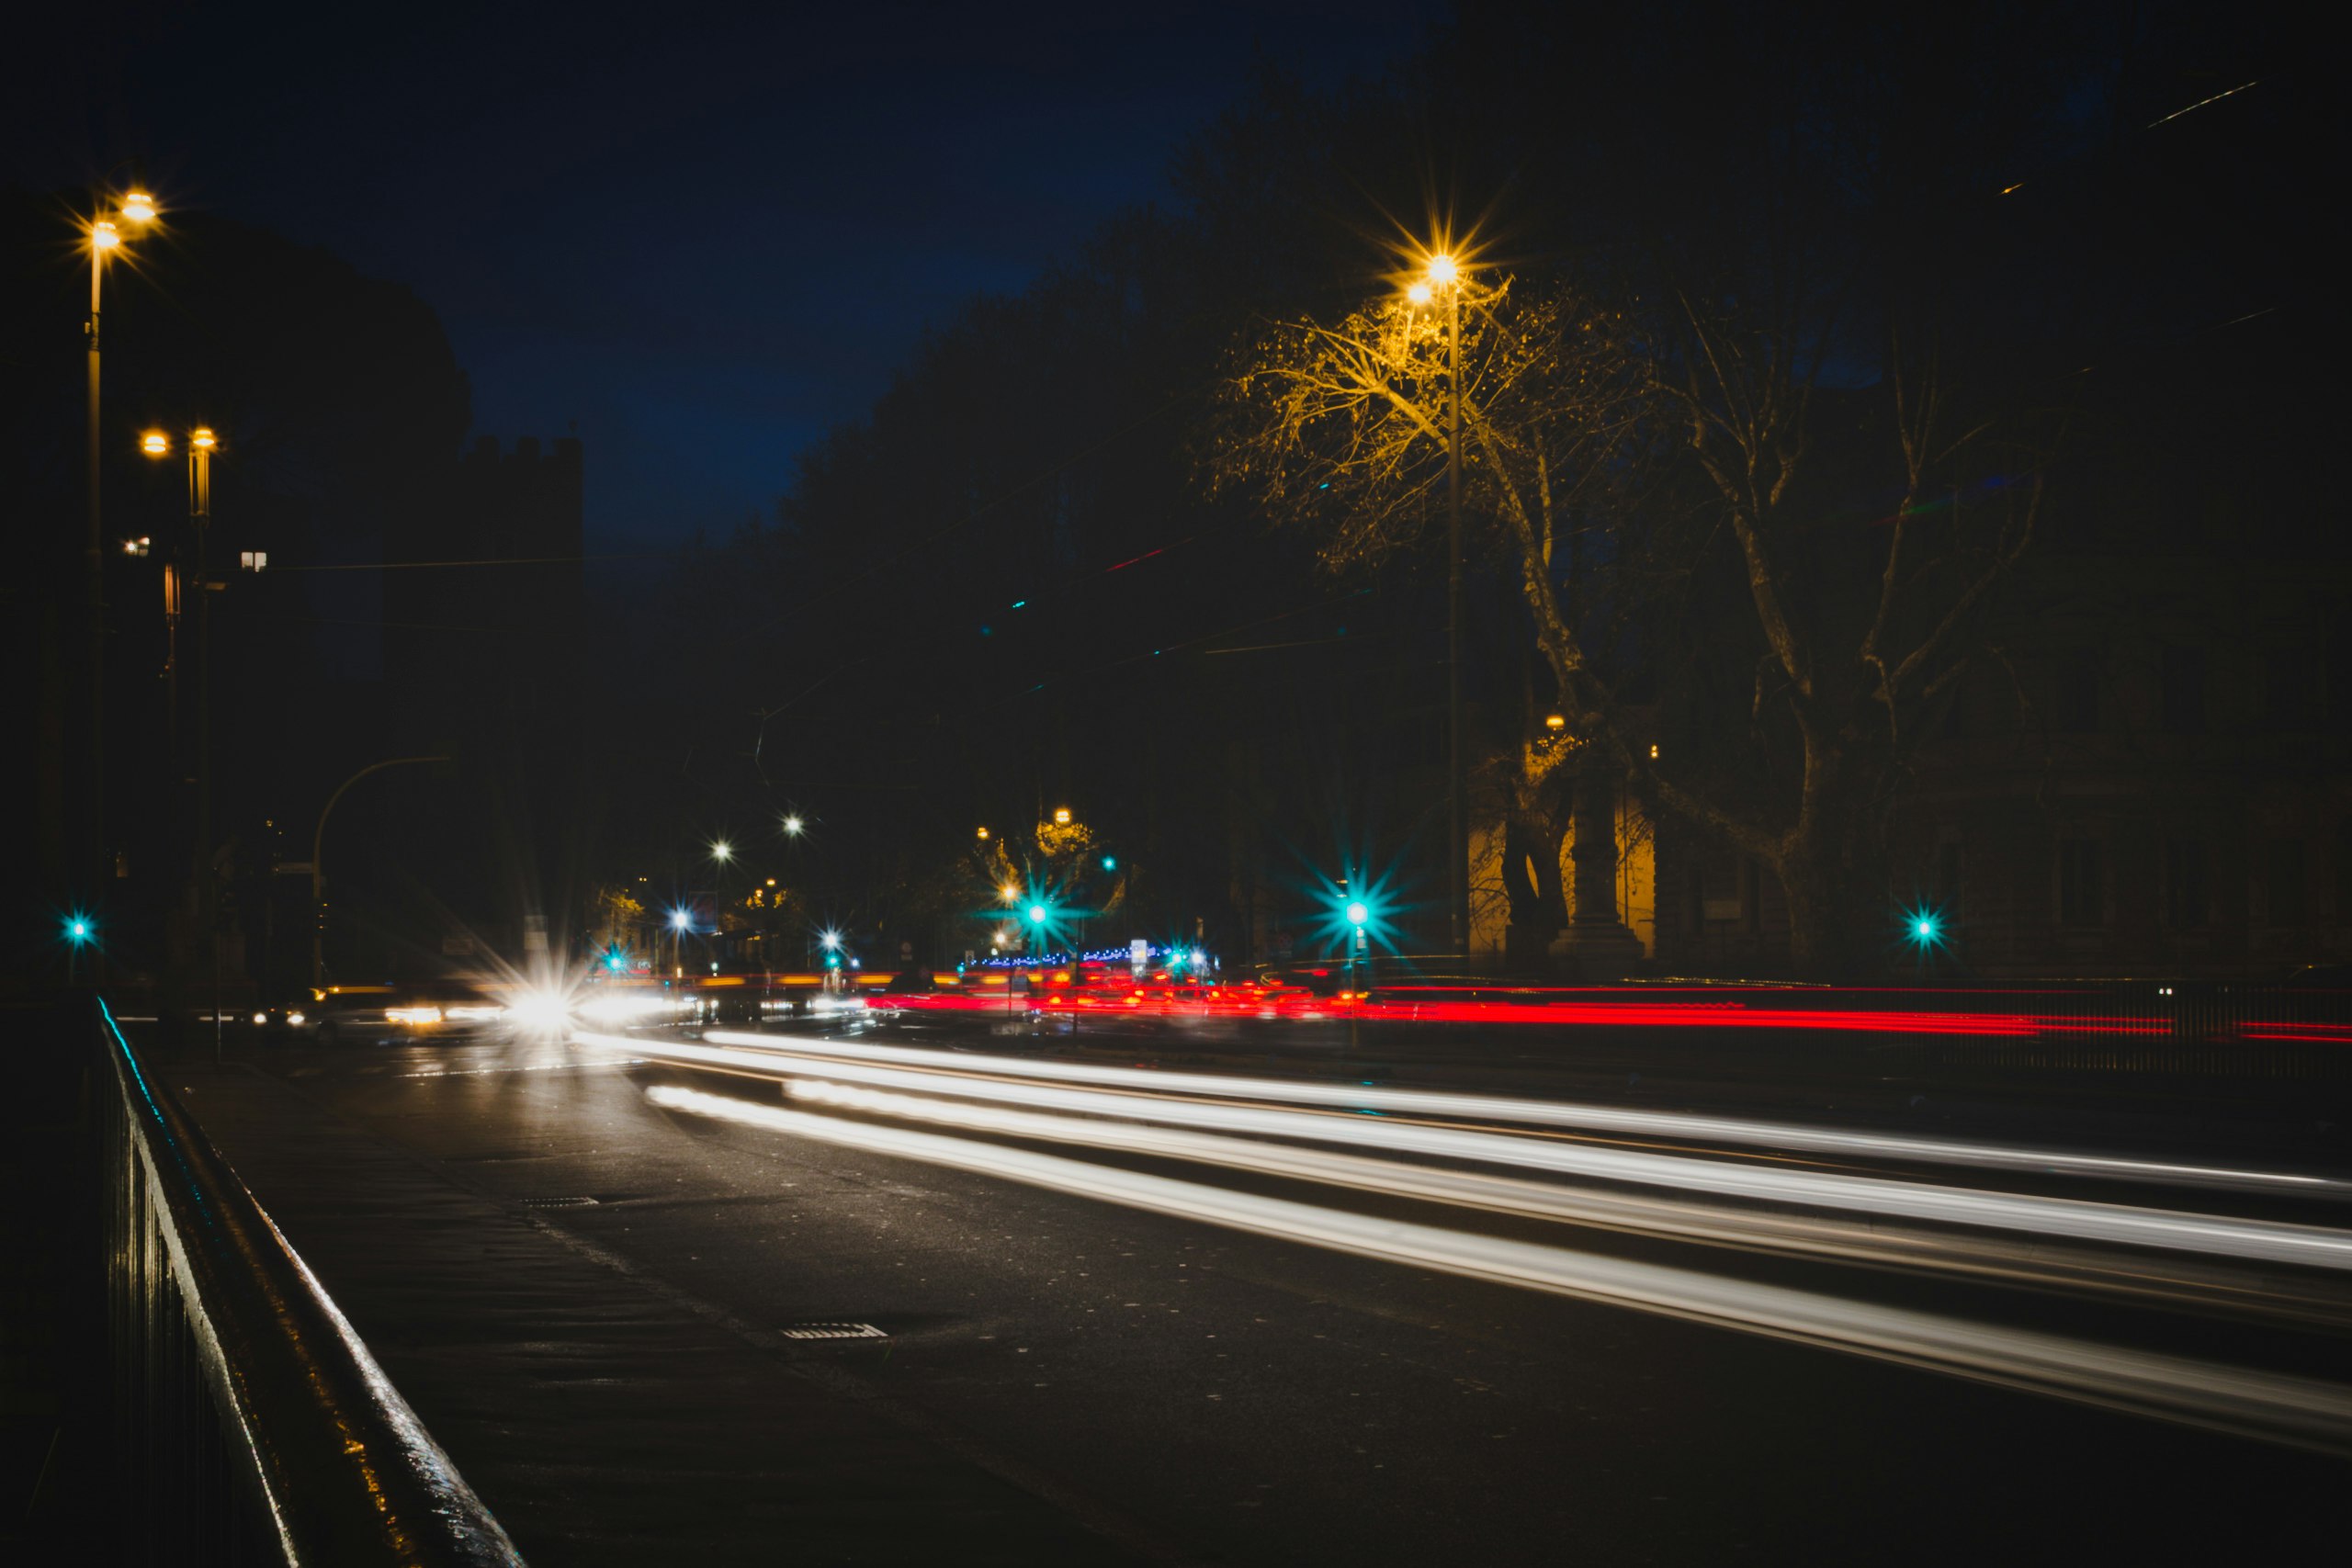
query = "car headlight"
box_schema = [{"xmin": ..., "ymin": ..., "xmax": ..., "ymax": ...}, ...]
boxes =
[
  {"xmin": 386, "ymin": 1006, "xmax": 444, "ymax": 1025},
  {"xmin": 252, "ymin": 1011, "xmax": 268, "ymax": 1026},
  {"xmin": 446, "ymin": 1005, "xmax": 505, "ymax": 1022},
  {"xmin": 286, "ymin": 1010, "xmax": 306, "ymax": 1026}
]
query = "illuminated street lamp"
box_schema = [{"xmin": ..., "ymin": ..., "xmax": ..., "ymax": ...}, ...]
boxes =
[
  {"xmin": 780, "ymin": 814, "xmax": 805, "ymax": 838},
  {"xmin": 82, "ymin": 181, "xmax": 160, "ymax": 908},
  {"xmin": 141, "ymin": 423, "xmax": 221, "ymax": 885},
  {"xmin": 1053, "ymin": 807, "xmax": 1072, "ymax": 826},
  {"xmin": 1407, "ymin": 245, "xmax": 1469, "ymax": 959},
  {"xmin": 976, "ymin": 825, "xmax": 990, "ymax": 840},
  {"xmin": 710, "ymin": 839, "xmax": 733, "ymax": 863}
]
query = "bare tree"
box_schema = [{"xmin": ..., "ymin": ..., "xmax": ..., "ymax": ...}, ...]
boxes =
[{"xmin": 1203, "ymin": 265, "xmax": 2053, "ymax": 975}]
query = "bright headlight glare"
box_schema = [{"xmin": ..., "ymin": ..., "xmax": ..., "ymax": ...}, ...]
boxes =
[
  {"xmin": 286, "ymin": 1011, "xmax": 306, "ymax": 1025},
  {"xmin": 386, "ymin": 1006, "xmax": 444, "ymax": 1025}
]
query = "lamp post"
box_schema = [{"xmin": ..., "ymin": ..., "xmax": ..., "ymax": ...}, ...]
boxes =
[
  {"xmin": 141, "ymin": 426, "xmax": 220, "ymax": 875},
  {"xmin": 310, "ymin": 756, "xmax": 450, "ymax": 987},
  {"xmin": 1410, "ymin": 252, "xmax": 1469, "ymax": 963},
  {"xmin": 84, "ymin": 185, "xmax": 158, "ymax": 909}
]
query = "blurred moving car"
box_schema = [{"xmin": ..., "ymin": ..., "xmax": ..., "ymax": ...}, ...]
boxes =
[{"xmin": 266, "ymin": 982, "xmax": 558, "ymax": 1046}]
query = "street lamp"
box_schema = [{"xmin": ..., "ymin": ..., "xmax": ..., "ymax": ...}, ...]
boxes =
[
  {"xmin": 82, "ymin": 182, "xmax": 160, "ymax": 915},
  {"xmin": 780, "ymin": 814, "xmax": 805, "ymax": 838},
  {"xmin": 1411, "ymin": 251, "xmax": 1467, "ymax": 964},
  {"xmin": 1409, "ymin": 247, "xmax": 1470, "ymax": 961},
  {"xmin": 141, "ymin": 424, "xmax": 220, "ymax": 897},
  {"xmin": 710, "ymin": 839, "xmax": 733, "ymax": 863},
  {"xmin": 671, "ymin": 907, "xmax": 692, "ymax": 980}
]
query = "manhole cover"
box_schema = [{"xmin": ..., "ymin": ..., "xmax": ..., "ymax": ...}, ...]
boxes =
[
  {"xmin": 520, "ymin": 1196, "xmax": 601, "ymax": 1209},
  {"xmin": 780, "ymin": 1322, "xmax": 888, "ymax": 1340}
]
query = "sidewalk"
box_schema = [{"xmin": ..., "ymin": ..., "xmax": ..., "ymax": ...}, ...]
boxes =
[{"xmin": 155, "ymin": 1054, "xmax": 1148, "ymax": 1566}]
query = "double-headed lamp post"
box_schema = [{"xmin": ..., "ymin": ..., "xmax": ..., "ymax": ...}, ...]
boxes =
[
  {"xmin": 1408, "ymin": 251, "xmax": 1469, "ymax": 962},
  {"xmin": 85, "ymin": 186, "xmax": 159, "ymax": 900},
  {"xmin": 140, "ymin": 426, "xmax": 220, "ymax": 877}
]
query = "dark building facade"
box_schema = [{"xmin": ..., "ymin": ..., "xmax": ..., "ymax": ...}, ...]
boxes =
[{"xmin": 1651, "ymin": 551, "xmax": 2352, "ymax": 979}]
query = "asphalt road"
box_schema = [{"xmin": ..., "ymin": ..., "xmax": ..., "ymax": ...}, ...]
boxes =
[{"xmin": 151, "ymin": 1020, "xmax": 2347, "ymax": 1564}]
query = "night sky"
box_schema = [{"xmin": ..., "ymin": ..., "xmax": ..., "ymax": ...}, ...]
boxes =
[{"xmin": 17, "ymin": 1, "xmax": 1449, "ymax": 551}]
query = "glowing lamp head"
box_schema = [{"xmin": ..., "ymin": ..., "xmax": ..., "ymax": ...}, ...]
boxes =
[
  {"xmin": 1000, "ymin": 881, "xmax": 1019, "ymax": 903},
  {"xmin": 67, "ymin": 919, "xmax": 92, "ymax": 942},
  {"xmin": 1053, "ymin": 807, "xmax": 1072, "ymax": 826},
  {"xmin": 820, "ymin": 930, "xmax": 841, "ymax": 950},
  {"xmin": 1915, "ymin": 919, "xmax": 1937, "ymax": 941},
  {"xmin": 1101, "ymin": 856, "xmax": 1115, "ymax": 871},
  {"xmin": 781, "ymin": 814, "xmax": 804, "ymax": 837},
  {"xmin": 92, "ymin": 220, "xmax": 120, "ymax": 251},
  {"xmin": 670, "ymin": 908, "xmax": 691, "ymax": 931},
  {"xmin": 1425, "ymin": 254, "xmax": 1459, "ymax": 287},
  {"xmin": 1407, "ymin": 282, "xmax": 1433, "ymax": 308},
  {"xmin": 1345, "ymin": 901, "xmax": 1369, "ymax": 928},
  {"xmin": 191, "ymin": 427, "xmax": 217, "ymax": 451},
  {"xmin": 1544, "ymin": 714, "xmax": 1566, "ymax": 731},
  {"xmin": 141, "ymin": 430, "xmax": 170, "ymax": 457},
  {"xmin": 976, "ymin": 826, "xmax": 989, "ymax": 840},
  {"xmin": 121, "ymin": 191, "xmax": 157, "ymax": 222},
  {"xmin": 1027, "ymin": 904, "xmax": 1047, "ymax": 924},
  {"xmin": 710, "ymin": 839, "xmax": 732, "ymax": 863}
]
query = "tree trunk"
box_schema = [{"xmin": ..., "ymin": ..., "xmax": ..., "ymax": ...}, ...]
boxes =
[
  {"xmin": 1773, "ymin": 759, "xmax": 1891, "ymax": 980},
  {"xmin": 1502, "ymin": 807, "xmax": 1568, "ymax": 970}
]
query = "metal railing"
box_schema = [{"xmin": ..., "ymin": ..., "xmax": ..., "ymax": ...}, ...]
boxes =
[{"xmin": 93, "ymin": 997, "xmax": 525, "ymax": 1565}]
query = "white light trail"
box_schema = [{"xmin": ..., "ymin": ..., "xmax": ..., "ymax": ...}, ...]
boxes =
[
  {"xmin": 784, "ymin": 1077, "xmax": 2352, "ymax": 1324},
  {"xmin": 644, "ymin": 1083, "xmax": 2352, "ymax": 1454},
  {"xmin": 689, "ymin": 1029, "xmax": 2340, "ymax": 1196},
  {"xmin": 590, "ymin": 1033, "xmax": 2352, "ymax": 1274}
]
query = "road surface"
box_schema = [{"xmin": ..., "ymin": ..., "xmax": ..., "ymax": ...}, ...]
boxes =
[{"xmin": 145, "ymin": 1019, "xmax": 2348, "ymax": 1563}]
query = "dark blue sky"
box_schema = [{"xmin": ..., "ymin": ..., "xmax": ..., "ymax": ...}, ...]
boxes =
[{"xmin": 21, "ymin": 1, "xmax": 1449, "ymax": 550}]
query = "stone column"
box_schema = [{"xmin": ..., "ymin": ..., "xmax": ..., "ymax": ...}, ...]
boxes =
[{"xmin": 1557, "ymin": 753, "xmax": 1647, "ymax": 975}]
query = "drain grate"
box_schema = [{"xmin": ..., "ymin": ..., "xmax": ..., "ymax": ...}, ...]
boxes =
[
  {"xmin": 520, "ymin": 1195, "xmax": 602, "ymax": 1209},
  {"xmin": 780, "ymin": 1322, "xmax": 888, "ymax": 1340}
]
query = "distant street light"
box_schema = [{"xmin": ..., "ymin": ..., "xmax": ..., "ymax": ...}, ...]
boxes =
[
  {"xmin": 976, "ymin": 825, "xmax": 990, "ymax": 840},
  {"xmin": 710, "ymin": 839, "xmax": 733, "ymax": 863},
  {"xmin": 1053, "ymin": 807, "xmax": 1072, "ymax": 826},
  {"xmin": 781, "ymin": 814, "xmax": 805, "ymax": 838}
]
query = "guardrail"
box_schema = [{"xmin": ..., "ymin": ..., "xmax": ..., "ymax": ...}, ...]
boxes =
[{"xmin": 93, "ymin": 997, "xmax": 525, "ymax": 1565}]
